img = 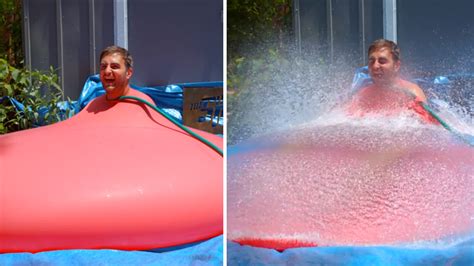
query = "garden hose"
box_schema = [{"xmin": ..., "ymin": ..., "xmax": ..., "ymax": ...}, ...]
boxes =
[
  {"xmin": 395, "ymin": 87, "xmax": 472, "ymax": 146},
  {"xmin": 118, "ymin": 95, "xmax": 223, "ymax": 156},
  {"xmin": 420, "ymin": 102, "xmax": 473, "ymax": 147},
  {"xmin": 420, "ymin": 103, "xmax": 452, "ymax": 131}
]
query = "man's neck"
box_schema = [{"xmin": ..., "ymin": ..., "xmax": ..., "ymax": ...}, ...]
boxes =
[
  {"xmin": 106, "ymin": 86, "xmax": 131, "ymax": 101},
  {"xmin": 373, "ymin": 77, "xmax": 400, "ymax": 90}
]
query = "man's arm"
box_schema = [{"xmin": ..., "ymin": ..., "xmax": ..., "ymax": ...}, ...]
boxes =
[{"xmin": 399, "ymin": 80, "xmax": 440, "ymax": 124}]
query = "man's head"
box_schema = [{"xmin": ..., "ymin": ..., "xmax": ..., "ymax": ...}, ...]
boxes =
[
  {"xmin": 99, "ymin": 46, "xmax": 133, "ymax": 100},
  {"xmin": 367, "ymin": 39, "xmax": 401, "ymax": 86}
]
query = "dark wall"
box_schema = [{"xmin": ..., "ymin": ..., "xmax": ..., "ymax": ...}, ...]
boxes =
[
  {"xmin": 93, "ymin": 0, "xmax": 115, "ymax": 72},
  {"xmin": 25, "ymin": 0, "xmax": 223, "ymax": 99},
  {"xmin": 299, "ymin": 0, "xmax": 328, "ymax": 58},
  {"xmin": 331, "ymin": 0, "xmax": 363, "ymax": 66},
  {"xmin": 61, "ymin": 0, "xmax": 91, "ymax": 99},
  {"xmin": 298, "ymin": 0, "xmax": 383, "ymax": 69},
  {"xmin": 298, "ymin": 0, "xmax": 474, "ymax": 78},
  {"xmin": 398, "ymin": 0, "xmax": 474, "ymax": 77},
  {"xmin": 29, "ymin": 0, "xmax": 58, "ymax": 75},
  {"xmin": 128, "ymin": 0, "xmax": 223, "ymax": 87},
  {"xmin": 361, "ymin": 0, "xmax": 383, "ymax": 58}
]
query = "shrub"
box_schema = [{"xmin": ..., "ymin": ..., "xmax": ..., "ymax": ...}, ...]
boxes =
[{"xmin": 0, "ymin": 58, "xmax": 70, "ymax": 134}]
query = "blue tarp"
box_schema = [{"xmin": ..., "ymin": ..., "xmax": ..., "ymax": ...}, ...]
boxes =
[
  {"xmin": 227, "ymin": 237, "xmax": 474, "ymax": 266},
  {"xmin": 76, "ymin": 75, "xmax": 223, "ymax": 124},
  {"xmin": 0, "ymin": 236, "xmax": 223, "ymax": 266},
  {"xmin": 77, "ymin": 75, "xmax": 183, "ymax": 121},
  {"xmin": 6, "ymin": 75, "xmax": 223, "ymax": 127}
]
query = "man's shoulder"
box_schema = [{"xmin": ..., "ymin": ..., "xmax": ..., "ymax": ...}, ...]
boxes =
[
  {"xmin": 357, "ymin": 84, "xmax": 376, "ymax": 94},
  {"xmin": 398, "ymin": 78, "xmax": 427, "ymax": 101},
  {"xmin": 398, "ymin": 79, "xmax": 421, "ymax": 89}
]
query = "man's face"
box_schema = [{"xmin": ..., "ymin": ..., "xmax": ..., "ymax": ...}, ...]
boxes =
[
  {"xmin": 100, "ymin": 53, "xmax": 132, "ymax": 98},
  {"xmin": 368, "ymin": 48, "xmax": 400, "ymax": 86}
]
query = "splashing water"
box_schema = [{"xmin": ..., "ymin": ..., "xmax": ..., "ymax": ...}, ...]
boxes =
[
  {"xmin": 428, "ymin": 98, "xmax": 474, "ymax": 137},
  {"xmin": 228, "ymin": 113, "xmax": 473, "ymax": 248},
  {"xmin": 228, "ymin": 51, "xmax": 356, "ymax": 145},
  {"xmin": 228, "ymin": 52, "xmax": 474, "ymax": 249}
]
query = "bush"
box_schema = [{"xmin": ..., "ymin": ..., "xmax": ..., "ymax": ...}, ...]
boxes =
[
  {"xmin": 0, "ymin": 58, "xmax": 70, "ymax": 134},
  {"xmin": 0, "ymin": 0, "xmax": 23, "ymax": 67},
  {"xmin": 227, "ymin": 0, "xmax": 294, "ymax": 144}
]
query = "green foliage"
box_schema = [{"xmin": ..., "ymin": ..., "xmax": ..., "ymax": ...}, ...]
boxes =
[
  {"xmin": 228, "ymin": 47, "xmax": 290, "ymax": 94},
  {"xmin": 0, "ymin": 0, "xmax": 23, "ymax": 67},
  {"xmin": 227, "ymin": 0, "xmax": 294, "ymax": 127},
  {"xmin": 227, "ymin": 0, "xmax": 293, "ymax": 93},
  {"xmin": 0, "ymin": 58, "xmax": 69, "ymax": 134},
  {"xmin": 0, "ymin": 0, "xmax": 68, "ymax": 134},
  {"xmin": 227, "ymin": 0, "xmax": 292, "ymax": 57}
]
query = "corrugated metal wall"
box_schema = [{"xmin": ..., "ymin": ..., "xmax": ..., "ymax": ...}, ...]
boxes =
[
  {"xmin": 397, "ymin": 0, "xmax": 474, "ymax": 77},
  {"xmin": 294, "ymin": 0, "xmax": 474, "ymax": 77},
  {"xmin": 294, "ymin": 0, "xmax": 383, "ymax": 71},
  {"xmin": 128, "ymin": 0, "xmax": 223, "ymax": 88},
  {"xmin": 23, "ymin": 0, "xmax": 223, "ymax": 99}
]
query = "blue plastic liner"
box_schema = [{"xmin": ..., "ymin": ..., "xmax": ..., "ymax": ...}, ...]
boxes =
[
  {"xmin": 0, "ymin": 95, "xmax": 77, "ymax": 127},
  {"xmin": 227, "ymin": 237, "xmax": 474, "ymax": 266},
  {"xmin": 0, "ymin": 235, "xmax": 222, "ymax": 266},
  {"xmin": 6, "ymin": 75, "xmax": 223, "ymax": 127},
  {"xmin": 350, "ymin": 66, "xmax": 372, "ymax": 93},
  {"xmin": 78, "ymin": 75, "xmax": 223, "ymax": 123}
]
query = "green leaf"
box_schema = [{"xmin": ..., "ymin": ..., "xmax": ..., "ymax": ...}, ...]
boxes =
[
  {"xmin": 4, "ymin": 83, "xmax": 13, "ymax": 95},
  {"xmin": 0, "ymin": 52, "xmax": 65, "ymax": 133},
  {"xmin": 11, "ymin": 68, "xmax": 20, "ymax": 81}
]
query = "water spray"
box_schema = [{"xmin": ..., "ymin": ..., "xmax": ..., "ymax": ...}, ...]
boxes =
[
  {"xmin": 395, "ymin": 86, "xmax": 473, "ymax": 147},
  {"xmin": 421, "ymin": 103, "xmax": 473, "ymax": 146}
]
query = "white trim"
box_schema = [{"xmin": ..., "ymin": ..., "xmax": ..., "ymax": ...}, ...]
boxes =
[
  {"xmin": 22, "ymin": 0, "xmax": 31, "ymax": 70},
  {"xmin": 56, "ymin": 0, "xmax": 65, "ymax": 95},
  {"xmin": 383, "ymin": 0, "xmax": 397, "ymax": 42},
  {"xmin": 327, "ymin": 0, "xmax": 334, "ymax": 62},
  {"xmin": 359, "ymin": 0, "xmax": 366, "ymax": 63},
  {"xmin": 293, "ymin": 0, "xmax": 302, "ymax": 54},
  {"xmin": 113, "ymin": 0, "xmax": 128, "ymax": 49}
]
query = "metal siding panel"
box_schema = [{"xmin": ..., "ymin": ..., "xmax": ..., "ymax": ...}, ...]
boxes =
[
  {"xmin": 93, "ymin": 0, "xmax": 114, "ymax": 71},
  {"xmin": 363, "ymin": 0, "xmax": 383, "ymax": 56},
  {"xmin": 28, "ymin": 0, "xmax": 58, "ymax": 72},
  {"xmin": 331, "ymin": 0, "xmax": 361, "ymax": 69},
  {"xmin": 128, "ymin": 0, "xmax": 223, "ymax": 86},
  {"xmin": 299, "ymin": 0, "xmax": 329, "ymax": 59},
  {"xmin": 61, "ymin": 0, "xmax": 91, "ymax": 99},
  {"xmin": 397, "ymin": 0, "xmax": 474, "ymax": 77}
]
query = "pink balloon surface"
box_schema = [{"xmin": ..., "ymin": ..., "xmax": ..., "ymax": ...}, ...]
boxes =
[
  {"xmin": 228, "ymin": 123, "xmax": 473, "ymax": 250},
  {"xmin": 0, "ymin": 89, "xmax": 223, "ymax": 252}
]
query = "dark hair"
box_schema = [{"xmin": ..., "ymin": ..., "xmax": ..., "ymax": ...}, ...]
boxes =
[
  {"xmin": 368, "ymin": 39, "xmax": 400, "ymax": 62},
  {"xmin": 99, "ymin": 46, "xmax": 133, "ymax": 69}
]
